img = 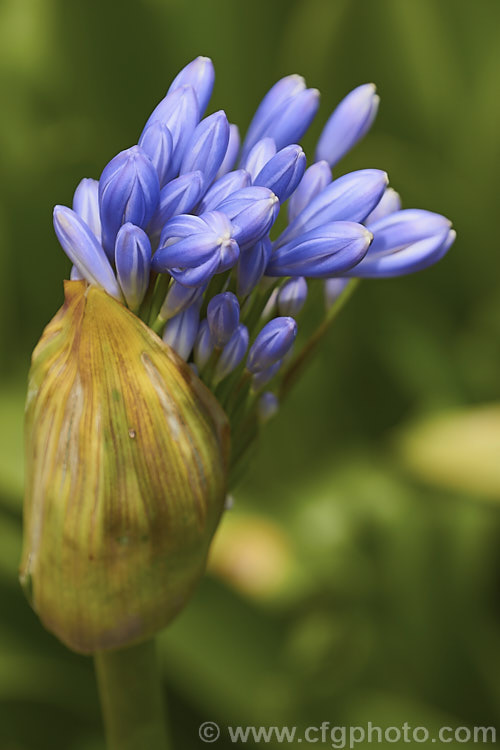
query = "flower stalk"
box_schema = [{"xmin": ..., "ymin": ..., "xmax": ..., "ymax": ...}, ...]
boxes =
[{"xmin": 94, "ymin": 638, "xmax": 170, "ymax": 750}]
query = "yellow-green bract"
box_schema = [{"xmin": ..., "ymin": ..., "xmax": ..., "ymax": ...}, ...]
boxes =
[{"xmin": 20, "ymin": 280, "xmax": 229, "ymax": 654}]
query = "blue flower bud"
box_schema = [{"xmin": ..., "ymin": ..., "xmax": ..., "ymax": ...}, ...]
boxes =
[
  {"xmin": 315, "ymin": 83, "xmax": 379, "ymax": 167},
  {"xmin": 153, "ymin": 214, "xmax": 220, "ymax": 270},
  {"xmin": 159, "ymin": 280, "xmax": 205, "ymax": 321},
  {"xmin": 278, "ymin": 276, "xmax": 308, "ymax": 316},
  {"xmin": 138, "ymin": 121, "xmax": 173, "ymax": 187},
  {"xmin": 72, "ymin": 178, "xmax": 101, "ymax": 240},
  {"xmin": 364, "ymin": 187, "xmax": 401, "ymax": 225},
  {"xmin": 267, "ymin": 221, "xmax": 373, "ymax": 278},
  {"xmin": 264, "ymin": 87, "xmax": 320, "ymax": 151},
  {"xmin": 207, "ymin": 292, "xmax": 240, "ymax": 348},
  {"xmin": 258, "ymin": 392, "xmax": 279, "ymax": 422},
  {"xmin": 324, "ymin": 278, "xmax": 349, "ymax": 309},
  {"xmin": 288, "ymin": 161, "xmax": 332, "ymax": 223},
  {"xmin": 275, "ymin": 169, "xmax": 388, "ymax": 248},
  {"xmin": 194, "ymin": 319, "xmax": 214, "ymax": 369},
  {"xmin": 53, "ymin": 206, "xmax": 121, "ymax": 300},
  {"xmin": 214, "ymin": 324, "xmax": 249, "ymax": 383},
  {"xmin": 346, "ymin": 209, "xmax": 454, "ymax": 277},
  {"xmin": 247, "ymin": 317, "xmax": 297, "ymax": 373},
  {"xmin": 251, "ymin": 359, "xmax": 282, "ymax": 390},
  {"xmin": 114, "ymin": 223, "xmax": 152, "ymax": 311},
  {"xmin": 242, "ymin": 137, "xmax": 276, "ymax": 180},
  {"xmin": 197, "ymin": 169, "xmax": 251, "ymax": 214},
  {"xmin": 98, "ymin": 145, "xmax": 160, "ymax": 260},
  {"xmin": 217, "ymin": 186, "xmax": 279, "ymax": 250},
  {"xmin": 153, "ymin": 211, "xmax": 239, "ymax": 286},
  {"xmin": 180, "ymin": 110, "xmax": 230, "ymax": 188},
  {"xmin": 254, "ymin": 144, "xmax": 306, "ymax": 202},
  {"xmin": 167, "ymin": 56, "xmax": 215, "ymax": 117},
  {"xmin": 143, "ymin": 86, "xmax": 200, "ymax": 176},
  {"xmin": 241, "ymin": 75, "xmax": 316, "ymax": 160},
  {"xmin": 148, "ymin": 171, "xmax": 205, "ymax": 241},
  {"xmin": 215, "ymin": 124, "xmax": 240, "ymax": 180},
  {"xmin": 237, "ymin": 236, "xmax": 272, "ymax": 297},
  {"xmin": 162, "ymin": 301, "xmax": 200, "ymax": 360}
]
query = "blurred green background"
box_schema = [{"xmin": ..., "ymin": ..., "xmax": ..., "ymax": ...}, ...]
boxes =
[{"xmin": 2, "ymin": 0, "xmax": 500, "ymax": 747}]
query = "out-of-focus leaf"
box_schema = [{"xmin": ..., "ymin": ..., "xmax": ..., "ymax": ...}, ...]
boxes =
[{"xmin": 398, "ymin": 404, "xmax": 500, "ymax": 499}]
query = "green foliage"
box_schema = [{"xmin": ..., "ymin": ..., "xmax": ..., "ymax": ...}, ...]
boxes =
[{"xmin": 1, "ymin": 0, "xmax": 500, "ymax": 747}]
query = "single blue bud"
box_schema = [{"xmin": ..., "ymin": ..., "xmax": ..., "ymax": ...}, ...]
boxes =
[
  {"xmin": 153, "ymin": 211, "xmax": 239, "ymax": 286},
  {"xmin": 215, "ymin": 124, "xmax": 241, "ymax": 180},
  {"xmin": 251, "ymin": 359, "xmax": 282, "ymax": 390},
  {"xmin": 275, "ymin": 169, "xmax": 388, "ymax": 248},
  {"xmin": 72, "ymin": 178, "xmax": 101, "ymax": 240},
  {"xmin": 264, "ymin": 87, "xmax": 320, "ymax": 151},
  {"xmin": 143, "ymin": 86, "xmax": 200, "ymax": 177},
  {"xmin": 114, "ymin": 223, "xmax": 152, "ymax": 311},
  {"xmin": 207, "ymin": 292, "xmax": 240, "ymax": 348},
  {"xmin": 278, "ymin": 276, "xmax": 308, "ymax": 316},
  {"xmin": 138, "ymin": 121, "xmax": 173, "ymax": 187},
  {"xmin": 254, "ymin": 144, "xmax": 306, "ymax": 202},
  {"xmin": 98, "ymin": 145, "xmax": 160, "ymax": 260},
  {"xmin": 167, "ymin": 56, "xmax": 215, "ymax": 117},
  {"xmin": 53, "ymin": 206, "xmax": 121, "ymax": 300},
  {"xmin": 180, "ymin": 110, "xmax": 230, "ymax": 188},
  {"xmin": 214, "ymin": 324, "xmax": 249, "ymax": 383},
  {"xmin": 267, "ymin": 221, "xmax": 373, "ymax": 278},
  {"xmin": 315, "ymin": 83, "xmax": 379, "ymax": 167},
  {"xmin": 324, "ymin": 278, "xmax": 349, "ymax": 309},
  {"xmin": 242, "ymin": 137, "xmax": 276, "ymax": 180},
  {"xmin": 162, "ymin": 301, "xmax": 200, "ymax": 361},
  {"xmin": 148, "ymin": 171, "xmax": 205, "ymax": 241},
  {"xmin": 257, "ymin": 392, "xmax": 279, "ymax": 422},
  {"xmin": 159, "ymin": 280, "xmax": 205, "ymax": 321},
  {"xmin": 346, "ymin": 209, "xmax": 454, "ymax": 277},
  {"xmin": 241, "ymin": 75, "xmax": 307, "ymax": 160},
  {"xmin": 247, "ymin": 317, "xmax": 298, "ymax": 373},
  {"xmin": 196, "ymin": 169, "xmax": 251, "ymax": 214},
  {"xmin": 364, "ymin": 187, "xmax": 401, "ymax": 225},
  {"xmin": 194, "ymin": 319, "xmax": 214, "ymax": 369},
  {"xmin": 237, "ymin": 236, "xmax": 272, "ymax": 297},
  {"xmin": 288, "ymin": 161, "xmax": 332, "ymax": 223},
  {"xmin": 217, "ymin": 186, "xmax": 279, "ymax": 250},
  {"xmin": 153, "ymin": 213, "xmax": 220, "ymax": 270}
]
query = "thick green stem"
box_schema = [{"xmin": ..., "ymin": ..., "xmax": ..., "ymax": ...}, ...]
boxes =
[{"xmin": 94, "ymin": 638, "xmax": 170, "ymax": 750}]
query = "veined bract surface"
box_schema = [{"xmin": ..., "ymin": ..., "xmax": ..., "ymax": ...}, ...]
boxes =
[{"xmin": 20, "ymin": 280, "xmax": 229, "ymax": 654}]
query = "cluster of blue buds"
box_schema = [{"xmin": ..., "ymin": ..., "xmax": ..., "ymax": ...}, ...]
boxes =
[{"xmin": 53, "ymin": 56, "xmax": 455, "ymax": 463}]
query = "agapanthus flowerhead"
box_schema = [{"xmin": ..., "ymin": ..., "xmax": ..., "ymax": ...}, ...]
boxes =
[{"xmin": 29, "ymin": 55, "xmax": 455, "ymax": 653}]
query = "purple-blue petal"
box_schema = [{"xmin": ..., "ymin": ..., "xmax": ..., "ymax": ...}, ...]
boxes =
[
  {"xmin": 167, "ymin": 56, "xmax": 215, "ymax": 117},
  {"xmin": 247, "ymin": 317, "xmax": 298, "ymax": 373},
  {"xmin": 287, "ymin": 161, "xmax": 332, "ymax": 223},
  {"xmin": 115, "ymin": 223, "xmax": 151, "ymax": 311},
  {"xmin": 253, "ymin": 144, "xmax": 306, "ymax": 202},
  {"xmin": 275, "ymin": 169, "xmax": 388, "ymax": 248},
  {"xmin": 315, "ymin": 83, "xmax": 379, "ymax": 167},
  {"xmin": 53, "ymin": 205, "xmax": 121, "ymax": 300},
  {"xmin": 267, "ymin": 221, "xmax": 373, "ymax": 278},
  {"xmin": 180, "ymin": 110, "xmax": 230, "ymax": 188},
  {"xmin": 72, "ymin": 178, "xmax": 101, "ymax": 241},
  {"xmin": 207, "ymin": 292, "xmax": 240, "ymax": 348},
  {"xmin": 98, "ymin": 145, "xmax": 160, "ymax": 260}
]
